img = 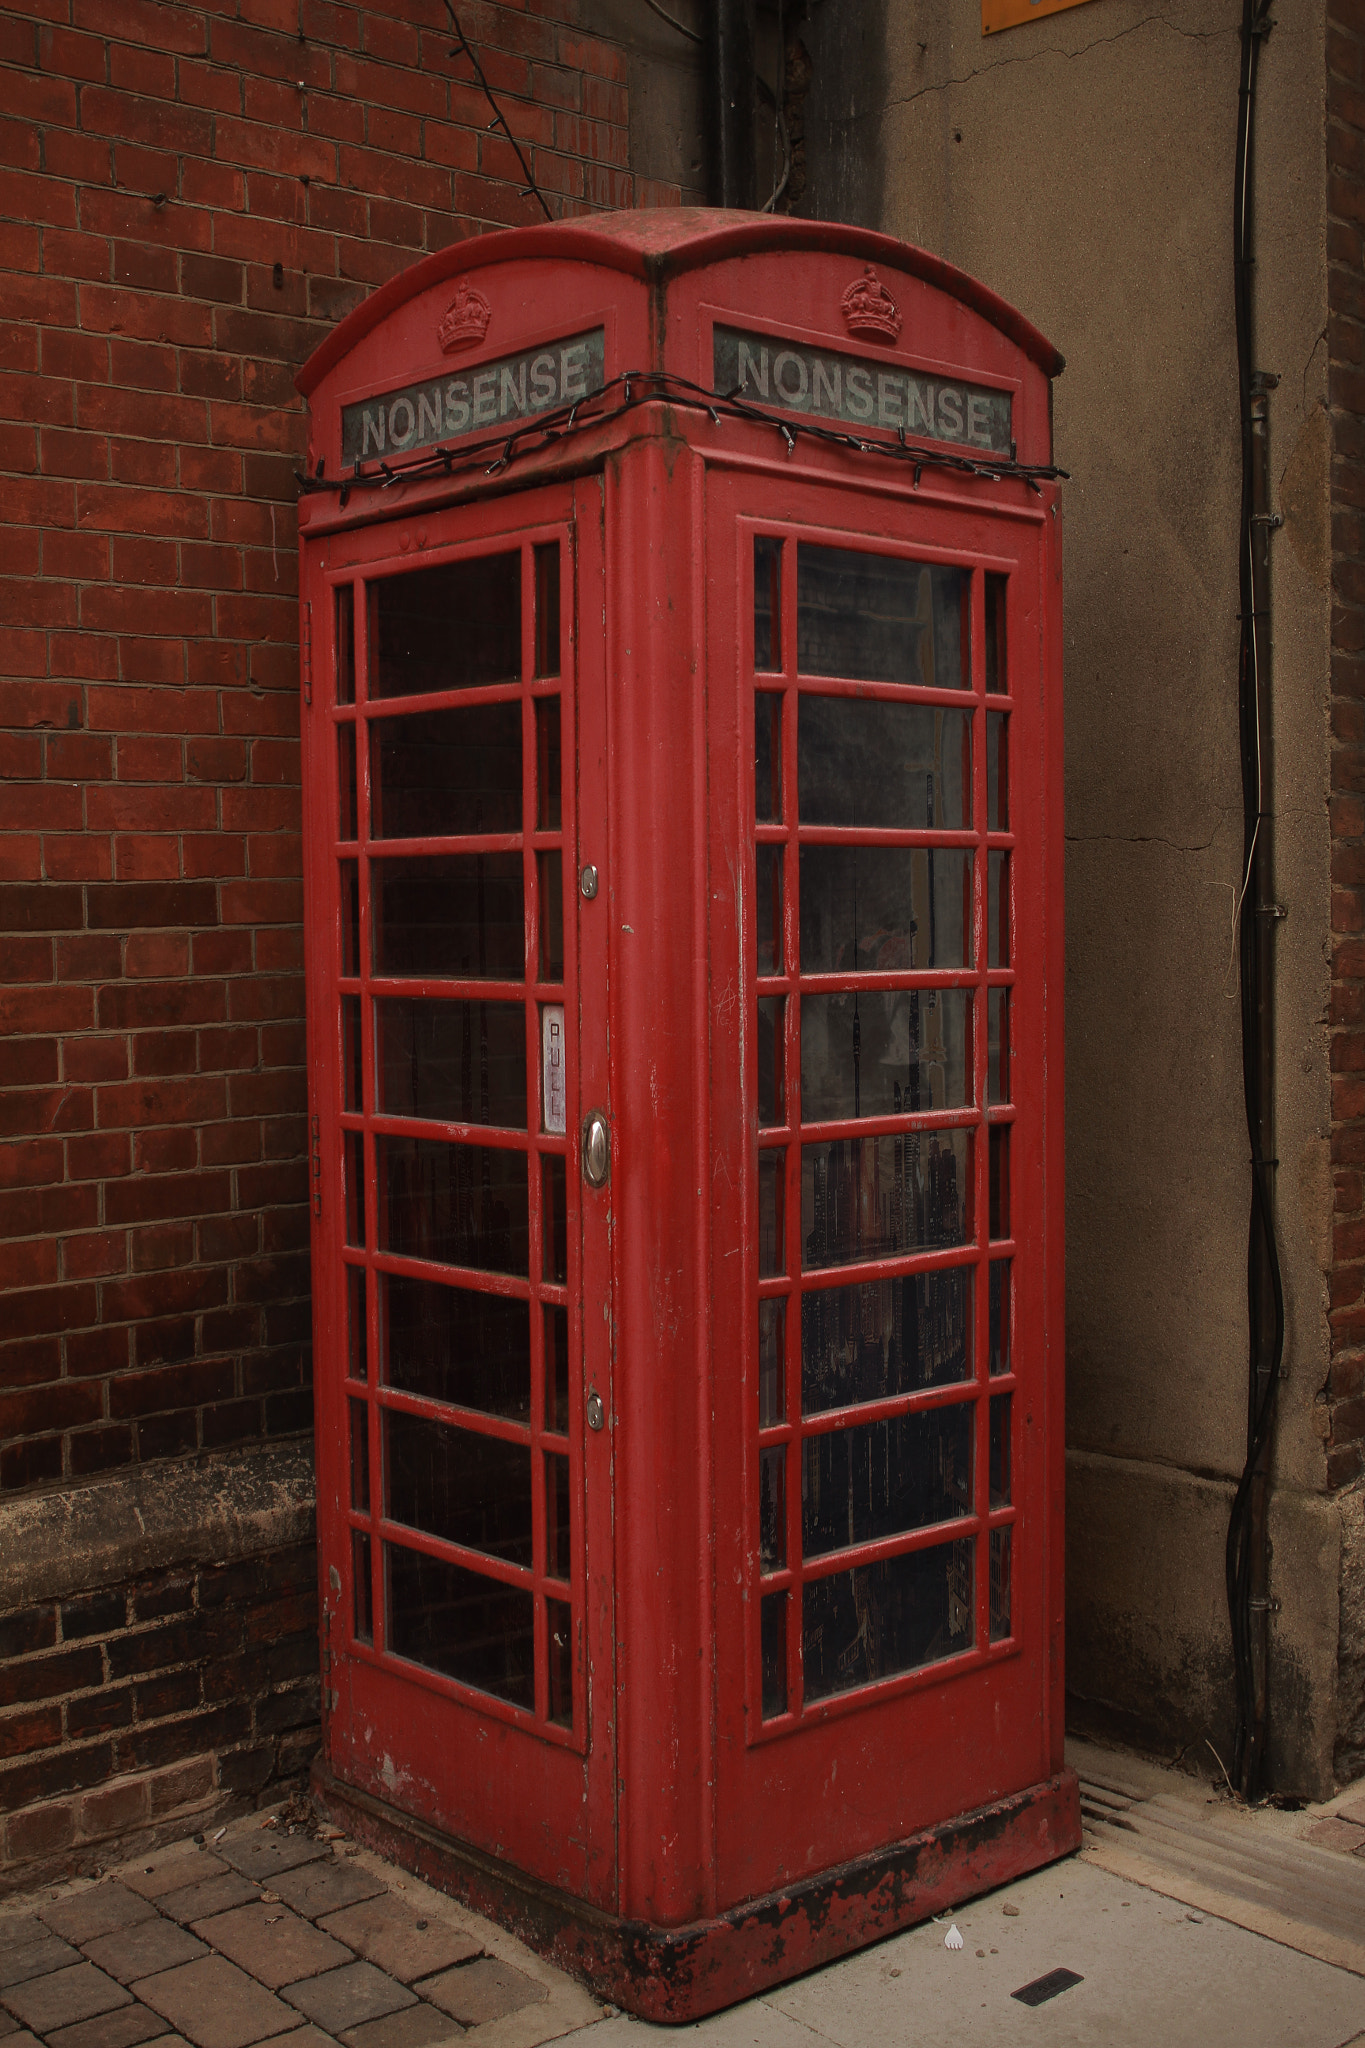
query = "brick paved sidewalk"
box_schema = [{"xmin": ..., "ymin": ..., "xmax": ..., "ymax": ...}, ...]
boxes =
[{"xmin": 0, "ymin": 1805, "xmax": 600, "ymax": 2048}]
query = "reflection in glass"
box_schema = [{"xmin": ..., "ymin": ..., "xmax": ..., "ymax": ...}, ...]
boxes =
[
  {"xmin": 802, "ymin": 1128, "xmax": 969, "ymax": 1268},
  {"xmin": 801, "ymin": 990, "xmax": 970, "ymax": 1121},
  {"xmin": 755, "ymin": 693, "xmax": 781, "ymax": 822},
  {"xmin": 337, "ymin": 585, "xmax": 356, "ymax": 705},
  {"xmin": 379, "ymin": 1133, "xmax": 529, "ymax": 1274},
  {"xmin": 754, "ymin": 534, "xmax": 782, "ymax": 672},
  {"xmin": 989, "ymin": 1260, "xmax": 1011, "ymax": 1376},
  {"xmin": 800, "ymin": 847, "xmax": 971, "ymax": 974},
  {"xmin": 534, "ymin": 542, "xmax": 560, "ymax": 678},
  {"xmin": 352, "ymin": 1531, "xmax": 372, "ymax": 1643},
  {"xmin": 383, "ymin": 1272, "xmax": 530, "ymax": 1419},
  {"xmin": 538, "ymin": 850, "xmax": 564, "ymax": 982},
  {"xmin": 798, "ymin": 701, "xmax": 969, "ymax": 829},
  {"xmin": 542, "ymin": 1153, "xmax": 567, "ymax": 1285},
  {"xmin": 372, "ymin": 554, "xmax": 520, "ymax": 697},
  {"xmin": 985, "ymin": 573, "xmax": 1007, "ymax": 695},
  {"xmin": 536, "ymin": 697, "xmax": 562, "ymax": 829},
  {"xmin": 344, "ymin": 1130, "xmax": 366, "ymax": 1247},
  {"xmin": 347, "ymin": 1265, "xmax": 368, "ymax": 1383},
  {"xmin": 759, "ymin": 1446, "xmax": 785, "ymax": 1571},
  {"xmin": 349, "ymin": 1398, "xmax": 370, "ymax": 1510},
  {"xmin": 386, "ymin": 1543, "xmax": 533, "ymax": 1708},
  {"xmin": 385, "ymin": 1409, "xmax": 531, "ymax": 1565},
  {"xmin": 990, "ymin": 1528, "xmax": 1011, "ymax": 1641},
  {"xmin": 340, "ymin": 860, "xmax": 359, "ymax": 977},
  {"xmin": 987, "ymin": 711, "xmax": 1008, "ymax": 831},
  {"xmin": 988, "ymin": 851, "xmax": 1008, "ymax": 967},
  {"xmin": 803, "ymin": 1402, "xmax": 973, "ymax": 1558},
  {"xmin": 990, "ymin": 1393, "xmax": 1012, "ymax": 1508},
  {"xmin": 342, "ymin": 994, "xmax": 363, "ymax": 1112},
  {"xmin": 371, "ymin": 703, "xmax": 521, "ymax": 840},
  {"xmin": 761, "ymin": 1590, "xmax": 787, "ymax": 1718},
  {"xmin": 378, "ymin": 998, "xmax": 526, "ymax": 1130},
  {"xmin": 758, "ymin": 1298, "xmax": 785, "ymax": 1425},
  {"xmin": 758, "ymin": 997, "xmax": 784, "ymax": 1126},
  {"xmin": 373, "ymin": 854, "xmax": 523, "ymax": 980},
  {"xmin": 759, "ymin": 1149, "xmax": 785, "ymax": 1277},
  {"xmin": 802, "ymin": 1536, "xmax": 974, "ymax": 1702},
  {"xmin": 797, "ymin": 546, "xmax": 967, "ymax": 688},
  {"xmin": 548, "ymin": 1595, "xmax": 573, "ymax": 1726},
  {"xmin": 989, "ymin": 1125, "xmax": 1009, "ymax": 1242},
  {"xmin": 545, "ymin": 1304, "xmax": 569, "ymax": 1433},
  {"xmin": 802, "ymin": 1267, "xmax": 970, "ymax": 1412},
  {"xmin": 546, "ymin": 1450, "xmax": 570, "ymax": 1580},
  {"xmin": 757, "ymin": 844, "xmax": 782, "ymax": 975},
  {"xmin": 339, "ymin": 722, "xmax": 358, "ymax": 840},
  {"xmin": 987, "ymin": 990, "xmax": 1009, "ymax": 1106}
]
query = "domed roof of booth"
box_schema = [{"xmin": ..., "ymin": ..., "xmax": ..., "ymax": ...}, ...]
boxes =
[{"xmin": 296, "ymin": 207, "xmax": 1064, "ymax": 398}]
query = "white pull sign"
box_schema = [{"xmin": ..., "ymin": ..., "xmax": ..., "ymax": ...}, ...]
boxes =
[{"xmin": 542, "ymin": 1005, "xmax": 566, "ymax": 1135}]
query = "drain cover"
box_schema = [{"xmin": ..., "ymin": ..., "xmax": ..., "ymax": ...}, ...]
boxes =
[{"xmin": 1011, "ymin": 1968, "xmax": 1084, "ymax": 2007}]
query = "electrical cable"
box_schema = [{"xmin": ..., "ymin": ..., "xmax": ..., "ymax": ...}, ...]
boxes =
[
  {"xmin": 642, "ymin": 0, "xmax": 704, "ymax": 43},
  {"xmin": 443, "ymin": 2, "xmax": 553, "ymax": 222}
]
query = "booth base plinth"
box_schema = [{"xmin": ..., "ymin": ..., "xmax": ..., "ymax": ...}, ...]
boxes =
[{"xmin": 310, "ymin": 1759, "xmax": 1081, "ymax": 2023}]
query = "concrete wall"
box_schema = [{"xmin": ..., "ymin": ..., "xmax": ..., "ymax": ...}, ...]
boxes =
[{"xmin": 791, "ymin": 0, "xmax": 1337, "ymax": 1786}]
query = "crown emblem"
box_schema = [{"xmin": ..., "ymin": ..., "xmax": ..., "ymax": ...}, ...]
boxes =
[
  {"xmin": 840, "ymin": 266, "xmax": 902, "ymax": 343},
  {"xmin": 437, "ymin": 283, "xmax": 492, "ymax": 354}
]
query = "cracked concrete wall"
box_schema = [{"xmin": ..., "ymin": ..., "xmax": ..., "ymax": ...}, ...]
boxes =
[{"xmin": 791, "ymin": 0, "xmax": 1335, "ymax": 1785}]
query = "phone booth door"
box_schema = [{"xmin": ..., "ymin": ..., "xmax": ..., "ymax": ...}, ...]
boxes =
[
  {"xmin": 303, "ymin": 478, "xmax": 616, "ymax": 1905},
  {"xmin": 706, "ymin": 469, "xmax": 1060, "ymax": 1906}
]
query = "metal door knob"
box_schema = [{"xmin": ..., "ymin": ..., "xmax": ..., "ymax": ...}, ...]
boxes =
[
  {"xmin": 582, "ymin": 1112, "xmax": 609, "ymax": 1187},
  {"xmin": 587, "ymin": 1390, "xmax": 605, "ymax": 1432}
]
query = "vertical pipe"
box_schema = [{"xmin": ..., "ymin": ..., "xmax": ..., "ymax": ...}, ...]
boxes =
[{"xmin": 708, "ymin": 0, "xmax": 756, "ymax": 208}]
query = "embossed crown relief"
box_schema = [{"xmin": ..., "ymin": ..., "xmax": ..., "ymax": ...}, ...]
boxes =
[
  {"xmin": 840, "ymin": 265, "xmax": 903, "ymax": 344},
  {"xmin": 438, "ymin": 282, "xmax": 493, "ymax": 355}
]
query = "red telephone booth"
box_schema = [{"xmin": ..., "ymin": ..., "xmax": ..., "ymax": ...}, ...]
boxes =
[{"xmin": 296, "ymin": 210, "xmax": 1077, "ymax": 2021}]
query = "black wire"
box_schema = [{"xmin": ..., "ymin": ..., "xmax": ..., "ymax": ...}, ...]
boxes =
[
  {"xmin": 443, "ymin": 2, "xmax": 553, "ymax": 222},
  {"xmin": 641, "ymin": 0, "xmax": 703, "ymax": 42}
]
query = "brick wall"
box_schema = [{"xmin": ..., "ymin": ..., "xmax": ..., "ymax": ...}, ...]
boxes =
[
  {"xmin": 0, "ymin": 1, "xmax": 672, "ymax": 1495},
  {"xmin": 1329, "ymin": 0, "xmax": 1365, "ymax": 1492}
]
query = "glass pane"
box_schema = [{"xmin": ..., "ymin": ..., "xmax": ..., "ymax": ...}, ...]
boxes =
[
  {"xmin": 545, "ymin": 1304, "xmax": 569, "ymax": 1433},
  {"xmin": 760, "ymin": 1590, "xmax": 787, "ymax": 1718},
  {"xmin": 340, "ymin": 860, "xmax": 359, "ymax": 977},
  {"xmin": 797, "ymin": 546, "xmax": 967, "ymax": 689},
  {"xmin": 990, "ymin": 1392, "xmax": 1012, "ymax": 1508},
  {"xmin": 377, "ymin": 997, "xmax": 526, "ymax": 1129},
  {"xmin": 538, "ymin": 850, "xmax": 564, "ymax": 982},
  {"xmin": 372, "ymin": 553, "xmax": 520, "ymax": 698},
  {"xmin": 802, "ymin": 1536, "xmax": 974, "ymax": 1702},
  {"xmin": 759, "ymin": 1149, "xmax": 785, "ymax": 1277},
  {"xmin": 347, "ymin": 1265, "xmax": 368, "ymax": 1383},
  {"xmin": 755, "ymin": 534, "xmax": 782, "ymax": 672},
  {"xmin": 759, "ymin": 1446, "xmax": 785, "ymax": 1572},
  {"xmin": 344, "ymin": 1130, "xmax": 366, "ymax": 1247},
  {"xmin": 801, "ymin": 990, "xmax": 970, "ymax": 1121},
  {"xmin": 803, "ymin": 1402, "xmax": 973, "ymax": 1558},
  {"xmin": 342, "ymin": 995, "xmax": 363, "ymax": 1112},
  {"xmin": 802, "ymin": 1267, "xmax": 970, "ymax": 1412},
  {"xmin": 534, "ymin": 542, "xmax": 560, "ymax": 678},
  {"xmin": 802, "ymin": 1129, "xmax": 969, "ymax": 1268},
  {"xmin": 758, "ymin": 1297, "xmax": 785, "ymax": 1425},
  {"xmin": 800, "ymin": 847, "xmax": 971, "ymax": 974},
  {"xmin": 371, "ymin": 703, "xmax": 521, "ymax": 841},
  {"xmin": 373, "ymin": 853, "xmax": 523, "ymax": 980},
  {"xmin": 758, "ymin": 997, "xmax": 784, "ymax": 1127},
  {"xmin": 757, "ymin": 844, "xmax": 783, "ymax": 975},
  {"xmin": 541, "ymin": 1004, "xmax": 566, "ymax": 1135},
  {"xmin": 989, "ymin": 1125, "xmax": 1010, "ymax": 1242},
  {"xmin": 985, "ymin": 573, "xmax": 1007, "ymax": 695},
  {"xmin": 352, "ymin": 1531, "xmax": 372, "ymax": 1643},
  {"xmin": 755, "ymin": 693, "xmax": 781, "ymax": 822},
  {"xmin": 339, "ymin": 722, "xmax": 358, "ymax": 840},
  {"xmin": 987, "ymin": 990, "xmax": 1009, "ymax": 1106},
  {"xmin": 349, "ymin": 1398, "xmax": 370, "ymax": 1510},
  {"xmin": 548, "ymin": 1595, "xmax": 573, "ymax": 1726},
  {"xmin": 798, "ymin": 701, "xmax": 969, "ymax": 829},
  {"xmin": 386, "ymin": 1543, "xmax": 533, "ymax": 1708},
  {"xmin": 986, "ymin": 711, "xmax": 1008, "ymax": 830},
  {"xmin": 383, "ymin": 1271, "xmax": 530, "ymax": 1420},
  {"xmin": 542, "ymin": 1153, "xmax": 567, "ymax": 1285},
  {"xmin": 336, "ymin": 584, "xmax": 356, "ymax": 705},
  {"xmin": 989, "ymin": 1260, "xmax": 1011, "ymax": 1376},
  {"xmin": 988, "ymin": 850, "xmax": 1008, "ymax": 967},
  {"xmin": 536, "ymin": 697, "xmax": 561, "ymax": 829},
  {"xmin": 545, "ymin": 1450, "xmax": 570, "ymax": 1581},
  {"xmin": 989, "ymin": 1527, "xmax": 1011, "ymax": 1641},
  {"xmin": 385, "ymin": 1410, "xmax": 532, "ymax": 1566},
  {"xmin": 378, "ymin": 1133, "xmax": 528, "ymax": 1274}
]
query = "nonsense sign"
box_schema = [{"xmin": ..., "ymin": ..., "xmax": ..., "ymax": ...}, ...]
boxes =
[{"xmin": 342, "ymin": 329, "xmax": 606, "ymax": 464}]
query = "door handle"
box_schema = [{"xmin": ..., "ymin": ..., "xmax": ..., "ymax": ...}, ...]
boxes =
[{"xmin": 582, "ymin": 1112, "xmax": 609, "ymax": 1187}]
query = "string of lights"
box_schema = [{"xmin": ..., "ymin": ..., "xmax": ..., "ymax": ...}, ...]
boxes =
[{"xmin": 298, "ymin": 367, "xmax": 1068, "ymax": 506}]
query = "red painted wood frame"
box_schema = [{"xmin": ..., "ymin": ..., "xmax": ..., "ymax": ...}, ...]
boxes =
[{"xmin": 300, "ymin": 479, "xmax": 616, "ymax": 1902}]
